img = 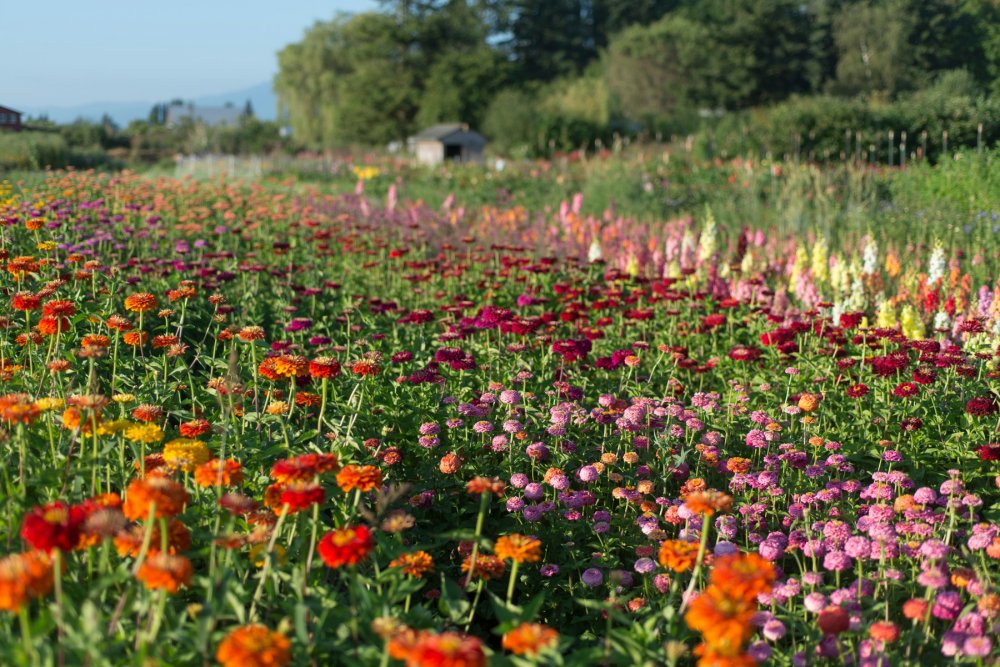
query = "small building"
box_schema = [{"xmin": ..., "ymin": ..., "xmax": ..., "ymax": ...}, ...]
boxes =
[
  {"xmin": 0, "ymin": 105, "xmax": 23, "ymax": 132},
  {"xmin": 165, "ymin": 104, "xmax": 244, "ymax": 128},
  {"xmin": 409, "ymin": 123, "xmax": 486, "ymax": 166}
]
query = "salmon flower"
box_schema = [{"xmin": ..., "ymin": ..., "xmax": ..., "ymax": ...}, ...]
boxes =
[{"xmin": 0, "ymin": 551, "xmax": 53, "ymax": 612}]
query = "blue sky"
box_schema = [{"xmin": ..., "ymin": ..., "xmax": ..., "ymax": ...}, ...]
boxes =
[{"xmin": 5, "ymin": 0, "xmax": 376, "ymax": 107}]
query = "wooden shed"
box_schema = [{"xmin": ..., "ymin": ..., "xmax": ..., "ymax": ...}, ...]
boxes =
[
  {"xmin": 0, "ymin": 105, "xmax": 23, "ymax": 132},
  {"xmin": 409, "ymin": 123, "xmax": 486, "ymax": 166}
]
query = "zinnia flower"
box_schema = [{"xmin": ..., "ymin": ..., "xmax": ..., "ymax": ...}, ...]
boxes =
[
  {"xmin": 494, "ymin": 534, "xmax": 542, "ymax": 563},
  {"xmin": 336, "ymin": 464, "xmax": 382, "ymax": 492},
  {"xmin": 317, "ymin": 525, "xmax": 374, "ymax": 568},
  {"xmin": 389, "ymin": 550, "xmax": 435, "ymax": 578},
  {"xmin": 658, "ymin": 539, "xmax": 700, "ymax": 572},
  {"xmin": 20, "ymin": 502, "xmax": 85, "ymax": 553},
  {"xmin": 0, "ymin": 550, "xmax": 53, "ymax": 612},
  {"xmin": 194, "ymin": 458, "xmax": 244, "ymax": 487},
  {"xmin": 123, "ymin": 476, "xmax": 189, "ymax": 520},
  {"xmin": 136, "ymin": 553, "xmax": 193, "ymax": 593},
  {"xmin": 405, "ymin": 631, "xmax": 486, "ymax": 667},
  {"xmin": 502, "ymin": 623, "xmax": 559, "ymax": 656},
  {"xmin": 124, "ymin": 292, "xmax": 157, "ymax": 313},
  {"xmin": 217, "ymin": 624, "xmax": 292, "ymax": 667}
]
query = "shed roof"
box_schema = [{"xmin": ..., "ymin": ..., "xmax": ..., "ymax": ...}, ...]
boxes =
[
  {"xmin": 0, "ymin": 105, "xmax": 23, "ymax": 115},
  {"xmin": 411, "ymin": 123, "xmax": 486, "ymax": 145}
]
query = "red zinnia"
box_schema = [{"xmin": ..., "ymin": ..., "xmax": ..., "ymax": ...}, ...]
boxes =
[
  {"xmin": 278, "ymin": 482, "xmax": 325, "ymax": 513},
  {"xmin": 977, "ymin": 444, "xmax": 1000, "ymax": 461},
  {"xmin": 846, "ymin": 383, "xmax": 869, "ymax": 398},
  {"xmin": 965, "ymin": 396, "xmax": 997, "ymax": 417},
  {"xmin": 11, "ymin": 293, "xmax": 40, "ymax": 311},
  {"xmin": 308, "ymin": 357, "xmax": 340, "ymax": 379},
  {"xmin": 317, "ymin": 525, "xmax": 374, "ymax": 568},
  {"xmin": 817, "ymin": 606, "xmax": 850, "ymax": 635},
  {"xmin": 21, "ymin": 502, "xmax": 85, "ymax": 553}
]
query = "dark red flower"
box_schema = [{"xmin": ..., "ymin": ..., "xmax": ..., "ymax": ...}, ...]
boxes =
[
  {"xmin": 21, "ymin": 502, "xmax": 85, "ymax": 552},
  {"xmin": 846, "ymin": 383, "xmax": 869, "ymax": 398},
  {"xmin": 977, "ymin": 443, "xmax": 1000, "ymax": 461},
  {"xmin": 965, "ymin": 397, "xmax": 997, "ymax": 417}
]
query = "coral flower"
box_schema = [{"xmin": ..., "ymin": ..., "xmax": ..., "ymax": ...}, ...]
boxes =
[
  {"xmin": 123, "ymin": 476, "xmax": 189, "ymax": 520},
  {"xmin": 238, "ymin": 326, "xmax": 266, "ymax": 342},
  {"xmin": 494, "ymin": 534, "xmax": 542, "ymax": 563},
  {"xmin": 271, "ymin": 453, "xmax": 339, "ymax": 483},
  {"xmin": 317, "ymin": 525, "xmax": 375, "ymax": 568},
  {"xmin": 406, "ymin": 631, "xmax": 486, "ymax": 667},
  {"xmin": 466, "ymin": 476, "xmax": 505, "ymax": 496},
  {"xmin": 20, "ymin": 502, "xmax": 85, "ymax": 553},
  {"xmin": 216, "ymin": 624, "xmax": 292, "ymax": 667},
  {"xmin": 869, "ymin": 621, "xmax": 899, "ymax": 643},
  {"xmin": 351, "ymin": 359, "xmax": 381, "ymax": 376},
  {"xmin": 502, "ymin": 622, "xmax": 559, "ymax": 655},
  {"xmin": 38, "ymin": 315, "xmax": 71, "ymax": 336},
  {"xmin": 179, "ymin": 419, "xmax": 212, "ymax": 437},
  {"xmin": 336, "ymin": 464, "xmax": 383, "ymax": 492},
  {"xmin": 461, "ymin": 554, "xmax": 506, "ymax": 580},
  {"xmin": 136, "ymin": 553, "xmax": 193, "ymax": 593},
  {"xmin": 659, "ymin": 539, "xmax": 700, "ymax": 572},
  {"xmin": 708, "ymin": 553, "xmax": 776, "ymax": 601},
  {"xmin": 41, "ymin": 299, "xmax": 75, "ymax": 318},
  {"xmin": 817, "ymin": 606, "xmax": 850, "ymax": 635},
  {"xmin": 389, "ymin": 550, "xmax": 435, "ymax": 578},
  {"xmin": 0, "ymin": 551, "xmax": 53, "ymax": 612},
  {"xmin": 194, "ymin": 459, "xmax": 244, "ymax": 487},
  {"xmin": 124, "ymin": 292, "xmax": 158, "ymax": 313},
  {"xmin": 692, "ymin": 644, "xmax": 756, "ymax": 667},
  {"xmin": 685, "ymin": 585, "xmax": 757, "ymax": 654}
]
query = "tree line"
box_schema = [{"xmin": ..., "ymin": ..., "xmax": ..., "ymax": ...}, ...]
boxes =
[{"xmin": 274, "ymin": 0, "xmax": 1000, "ymax": 157}]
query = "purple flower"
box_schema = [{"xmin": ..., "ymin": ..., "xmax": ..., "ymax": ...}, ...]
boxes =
[
  {"xmin": 539, "ymin": 564, "xmax": 560, "ymax": 577},
  {"xmin": 962, "ymin": 635, "xmax": 992, "ymax": 657},
  {"xmin": 932, "ymin": 591, "xmax": 962, "ymax": 620},
  {"xmin": 581, "ymin": 568, "xmax": 604, "ymax": 587},
  {"xmin": 634, "ymin": 558, "xmax": 656, "ymax": 574},
  {"xmin": 577, "ymin": 465, "xmax": 599, "ymax": 482}
]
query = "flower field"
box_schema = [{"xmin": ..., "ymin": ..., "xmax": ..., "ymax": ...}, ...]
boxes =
[{"xmin": 0, "ymin": 166, "xmax": 998, "ymax": 666}]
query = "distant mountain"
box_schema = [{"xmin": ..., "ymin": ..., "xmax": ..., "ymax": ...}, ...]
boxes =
[{"xmin": 20, "ymin": 81, "xmax": 278, "ymax": 126}]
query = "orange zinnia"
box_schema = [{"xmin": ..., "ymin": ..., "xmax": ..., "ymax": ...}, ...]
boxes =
[
  {"xmin": 389, "ymin": 550, "xmax": 435, "ymax": 578},
  {"xmin": 136, "ymin": 553, "xmax": 193, "ymax": 593},
  {"xmin": 0, "ymin": 550, "xmax": 53, "ymax": 612},
  {"xmin": 692, "ymin": 643, "xmax": 757, "ymax": 667},
  {"xmin": 216, "ymin": 624, "xmax": 291, "ymax": 667},
  {"xmin": 194, "ymin": 458, "xmax": 244, "ymax": 488},
  {"xmin": 336, "ymin": 464, "xmax": 382, "ymax": 492},
  {"xmin": 658, "ymin": 539, "xmax": 700, "ymax": 572},
  {"xmin": 684, "ymin": 490, "xmax": 733, "ymax": 517},
  {"xmin": 708, "ymin": 553, "xmax": 775, "ymax": 601},
  {"xmin": 123, "ymin": 476, "xmax": 189, "ymax": 520},
  {"xmin": 502, "ymin": 622, "xmax": 559, "ymax": 655},
  {"xmin": 114, "ymin": 519, "xmax": 191, "ymax": 557},
  {"xmin": 405, "ymin": 631, "xmax": 486, "ymax": 667},
  {"xmin": 494, "ymin": 534, "xmax": 542, "ymax": 563},
  {"xmin": 684, "ymin": 585, "xmax": 756, "ymax": 655},
  {"xmin": 466, "ymin": 476, "xmax": 505, "ymax": 496},
  {"xmin": 124, "ymin": 292, "xmax": 157, "ymax": 313}
]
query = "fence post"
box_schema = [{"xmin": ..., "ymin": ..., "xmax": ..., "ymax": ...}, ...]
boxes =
[
  {"xmin": 942, "ymin": 130, "xmax": 948, "ymax": 158},
  {"xmin": 888, "ymin": 131, "xmax": 894, "ymax": 166},
  {"xmin": 900, "ymin": 131, "xmax": 906, "ymax": 168}
]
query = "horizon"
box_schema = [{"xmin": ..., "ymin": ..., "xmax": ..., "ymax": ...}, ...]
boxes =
[{"xmin": 5, "ymin": 0, "xmax": 375, "ymax": 119}]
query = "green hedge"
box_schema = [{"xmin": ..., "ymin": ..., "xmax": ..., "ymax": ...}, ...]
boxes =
[{"xmin": 705, "ymin": 93, "xmax": 1000, "ymax": 163}]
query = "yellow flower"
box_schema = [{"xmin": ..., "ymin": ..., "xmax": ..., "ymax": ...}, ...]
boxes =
[
  {"xmin": 36, "ymin": 241, "xmax": 57, "ymax": 251},
  {"xmin": 97, "ymin": 419, "xmax": 133, "ymax": 436},
  {"xmin": 249, "ymin": 544, "xmax": 286, "ymax": 568},
  {"xmin": 124, "ymin": 422, "xmax": 164, "ymax": 444},
  {"xmin": 34, "ymin": 397, "xmax": 65, "ymax": 412},
  {"xmin": 162, "ymin": 438, "xmax": 210, "ymax": 472},
  {"xmin": 112, "ymin": 393, "xmax": 136, "ymax": 404}
]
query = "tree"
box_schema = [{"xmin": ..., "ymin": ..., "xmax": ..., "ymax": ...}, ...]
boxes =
[
  {"xmin": 604, "ymin": 15, "xmax": 708, "ymax": 123},
  {"xmin": 830, "ymin": 1, "xmax": 915, "ymax": 97},
  {"xmin": 275, "ymin": 13, "xmax": 418, "ymax": 146},
  {"xmin": 415, "ymin": 46, "xmax": 504, "ymax": 127}
]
